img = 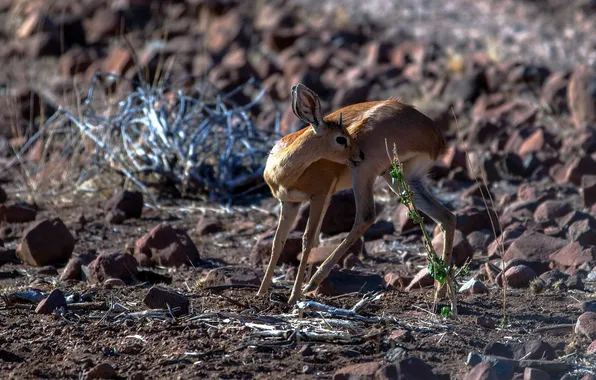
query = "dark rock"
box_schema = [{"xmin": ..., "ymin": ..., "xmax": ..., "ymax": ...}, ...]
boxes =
[
  {"xmin": 202, "ymin": 266, "xmax": 260, "ymax": 288},
  {"xmin": 135, "ymin": 223, "xmax": 200, "ymax": 267},
  {"xmin": 363, "ymin": 220, "xmax": 394, "ymax": 241},
  {"xmin": 568, "ymin": 217, "xmax": 596, "ymax": 246},
  {"xmin": 104, "ymin": 190, "xmax": 143, "ymax": 221},
  {"xmin": 16, "ymin": 218, "xmax": 75, "ymax": 267},
  {"xmin": 533, "ymin": 200, "xmax": 574, "ymax": 224},
  {"xmin": 0, "ymin": 185, "xmax": 5, "ymax": 204},
  {"xmin": 0, "ymin": 349, "xmax": 23, "ymax": 363},
  {"xmin": 377, "ymin": 357, "xmax": 437, "ymax": 380},
  {"xmin": 35, "ymin": 289, "xmax": 66, "ymax": 314},
  {"xmin": 467, "ymin": 230, "xmax": 494, "ymax": 254},
  {"xmin": 59, "ymin": 252, "xmax": 95, "ymax": 281},
  {"xmin": 0, "ymin": 247, "xmax": 17, "ymax": 266},
  {"xmin": 316, "ymin": 269, "xmax": 384, "ymax": 296},
  {"xmin": 503, "ymin": 232, "xmax": 567, "ymax": 274},
  {"xmin": 0, "ymin": 202, "xmax": 37, "ymax": 223},
  {"xmin": 455, "ymin": 206, "xmax": 500, "ymax": 235},
  {"xmin": 550, "ymin": 243, "xmax": 596, "ymax": 270},
  {"xmin": 196, "ymin": 217, "xmax": 224, "ymax": 236},
  {"xmin": 333, "ymin": 362, "xmax": 381, "ymax": 380},
  {"xmin": 87, "ymin": 252, "xmax": 139, "ymax": 284},
  {"xmin": 463, "ymin": 360, "xmax": 498, "ymax": 380},
  {"xmin": 143, "ymin": 286, "xmax": 189, "ymax": 316},
  {"xmin": 582, "ymin": 175, "xmax": 596, "ymax": 208},
  {"xmin": 85, "ymin": 362, "xmax": 117, "ymax": 379},
  {"xmin": 575, "ymin": 312, "xmax": 596, "ymax": 340},
  {"xmin": 405, "ymin": 268, "xmax": 434, "ymax": 291}
]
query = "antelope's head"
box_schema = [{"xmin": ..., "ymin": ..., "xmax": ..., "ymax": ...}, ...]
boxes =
[{"xmin": 291, "ymin": 83, "xmax": 364, "ymax": 167}]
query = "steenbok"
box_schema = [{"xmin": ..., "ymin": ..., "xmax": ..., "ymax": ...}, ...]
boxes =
[{"xmin": 257, "ymin": 83, "xmax": 455, "ymax": 304}]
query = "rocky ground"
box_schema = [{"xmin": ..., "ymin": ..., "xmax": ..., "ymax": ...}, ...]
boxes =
[{"xmin": 1, "ymin": 0, "xmax": 596, "ymax": 379}]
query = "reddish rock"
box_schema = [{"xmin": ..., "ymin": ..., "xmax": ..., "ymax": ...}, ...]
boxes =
[
  {"xmin": 502, "ymin": 265, "xmax": 537, "ymax": 288},
  {"xmin": 196, "ymin": 217, "xmax": 224, "ymax": 236},
  {"xmin": 385, "ymin": 273, "xmax": 412, "ymax": 290},
  {"xmin": 554, "ymin": 156, "xmax": 596, "ymax": 186},
  {"xmin": 35, "ymin": 289, "xmax": 66, "ymax": 314},
  {"xmin": 0, "ymin": 203, "xmax": 37, "ymax": 223},
  {"xmin": 568, "ymin": 217, "xmax": 596, "ymax": 246},
  {"xmin": 467, "ymin": 230, "xmax": 494, "ymax": 254},
  {"xmin": 143, "ymin": 286, "xmax": 189, "ymax": 316},
  {"xmin": 59, "ymin": 252, "xmax": 96, "ymax": 281},
  {"xmin": 518, "ymin": 129, "xmax": 547, "ymax": 156},
  {"xmin": 85, "ymin": 363, "xmax": 117, "ymax": 380},
  {"xmin": 316, "ymin": 269, "xmax": 384, "ymax": 296},
  {"xmin": 85, "ymin": 8, "xmax": 121, "ymax": 42},
  {"xmin": 405, "ymin": 267, "xmax": 434, "ymax": 291},
  {"xmin": 333, "ymin": 362, "xmax": 381, "ymax": 380},
  {"xmin": 135, "ymin": 223, "xmax": 200, "ymax": 267},
  {"xmin": 432, "ymin": 230, "xmax": 474, "ymax": 266},
  {"xmin": 582, "ymin": 175, "xmax": 596, "ymax": 207},
  {"xmin": 104, "ymin": 190, "xmax": 143, "ymax": 220},
  {"xmin": 16, "ymin": 218, "xmax": 74, "ymax": 267},
  {"xmin": 487, "ymin": 228, "xmax": 525, "ymax": 257},
  {"xmin": 550, "ymin": 242, "xmax": 596, "ymax": 269},
  {"xmin": 567, "ymin": 65, "xmax": 596, "ymax": 130},
  {"xmin": 207, "ymin": 11, "xmax": 242, "ymax": 54},
  {"xmin": 463, "ymin": 360, "xmax": 498, "ymax": 380},
  {"xmin": 533, "ymin": 200, "xmax": 574, "ymax": 224},
  {"xmin": 202, "ymin": 266, "xmax": 260, "ymax": 288},
  {"xmin": 575, "ymin": 312, "xmax": 596, "ymax": 340},
  {"xmin": 541, "ymin": 71, "xmax": 568, "ymax": 113},
  {"xmin": 503, "ymin": 231, "xmax": 567, "ymax": 274},
  {"xmin": 103, "ymin": 278, "xmax": 125, "ymax": 289},
  {"xmin": 587, "ymin": 340, "xmax": 596, "ymax": 355},
  {"xmin": 250, "ymin": 230, "xmax": 302, "ymax": 266},
  {"xmin": 87, "ymin": 252, "xmax": 139, "ymax": 284}
]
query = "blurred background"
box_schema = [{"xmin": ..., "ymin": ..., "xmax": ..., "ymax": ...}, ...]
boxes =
[{"xmin": 0, "ymin": 0, "xmax": 594, "ymax": 202}]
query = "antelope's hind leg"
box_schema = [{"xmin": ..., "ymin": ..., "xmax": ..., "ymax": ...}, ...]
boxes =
[{"xmin": 257, "ymin": 201, "xmax": 301, "ymax": 297}]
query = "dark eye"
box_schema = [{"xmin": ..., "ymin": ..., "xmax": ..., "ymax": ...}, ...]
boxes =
[{"xmin": 336, "ymin": 136, "xmax": 347, "ymax": 146}]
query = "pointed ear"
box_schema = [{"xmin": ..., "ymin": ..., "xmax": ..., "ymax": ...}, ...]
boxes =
[{"xmin": 291, "ymin": 83, "xmax": 325, "ymax": 135}]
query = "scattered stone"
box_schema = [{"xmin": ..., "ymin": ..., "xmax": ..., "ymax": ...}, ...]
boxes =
[
  {"xmin": 316, "ymin": 269, "xmax": 384, "ymax": 296},
  {"xmin": 0, "ymin": 203, "xmax": 37, "ymax": 223},
  {"xmin": 581, "ymin": 175, "xmax": 596, "ymax": 208},
  {"xmin": 143, "ymin": 286, "xmax": 189, "ymax": 316},
  {"xmin": 459, "ymin": 278, "xmax": 489, "ymax": 294},
  {"xmin": 555, "ymin": 156, "xmax": 596, "ymax": 186},
  {"xmin": 333, "ymin": 361, "xmax": 382, "ymax": 380},
  {"xmin": 135, "ymin": 223, "xmax": 200, "ymax": 267},
  {"xmin": 503, "ymin": 232, "xmax": 567, "ymax": 274},
  {"xmin": 35, "ymin": 289, "xmax": 66, "ymax": 314},
  {"xmin": 388, "ymin": 329, "xmax": 414, "ymax": 343},
  {"xmin": 59, "ymin": 252, "xmax": 96, "ymax": 281},
  {"xmin": 0, "ymin": 349, "xmax": 24, "ymax": 363},
  {"xmin": 85, "ymin": 362, "xmax": 117, "ymax": 379},
  {"xmin": 0, "ymin": 186, "xmax": 6, "ymax": 204},
  {"xmin": 533, "ymin": 200, "xmax": 574, "ymax": 224},
  {"xmin": 377, "ymin": 357, "xmax": 437, "ymax": 380},
  {"xmin": 250, "ymin": 230, "xmax": 302, "ymax": 265},
  {"xmin": 476, "ymin": 315, "xmax": 495, "ymax": 329},
  {"xmin": 405, "ymin": 267, "xmax": 435, "ymax": 291},
  {"xmin": 467, "ymin": 230, "xmax": 494, "ymax": 254},
  {"xmin": 433, "ymin": 230, "xmax": 474, "ymax": 266},
  {"xmin": 363, "ymin": 220, "xmax": 395, "ymax": 241},
  {"xmin": 568, "ymin": 217, "xmax": 596, "ymax": 246},
  {"xmin": 17, "ymin": 218, "xmax": 75, "ymax": 267},
  {"xmin": 587, "ymin": 340, "xmax": 596, "ymax": 355},
  {"xmin": 550, "ymin": 243, "xmax": 596, "ymax": 270},
  {"xmin": 103, "ymin": 278, "xmax": 126, "ymax": 289},
  {"xmin": 576, "ymin": 312, "xmax": 596, "ymax": 340},
  {"xmin": 104, "ymin": 190, "xmax": 143, "ymax": 223},
  {"xmin": 0, "ymin": 247, "xmax": 17, "ymax": 266},
  {"xmin": 503, "ymin": 265, "xmax": 537, "ymax": 288},
  {"xmin": 196, "ymin": 216, "xmax": 224, "ymax": 236},
  {"xmin": 455, "ymin": 206, "xmax": 500, "ymax": 235},
  {"xmin": 202, "ymin": 266, "xmax": 260, "ymax": 288},
  {"xmin": 463, "ymin": 360, "xmax": 498, "ymax": 380},
  {"xmin": 37, "ymin": 266, "xmax": 58, "ymax": 276},
  {"xmin": 87, "ymin": 252, "xmax": 139, "ymax": 284},
  {"xmin": 385, "ymin": 273, "xmax": 412, "ymax": 290}
]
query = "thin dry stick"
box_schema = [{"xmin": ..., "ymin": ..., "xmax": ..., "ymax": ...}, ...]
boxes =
[{"xmin": 450, "ymin": 109, "xmax": 508, "ymax": 325}]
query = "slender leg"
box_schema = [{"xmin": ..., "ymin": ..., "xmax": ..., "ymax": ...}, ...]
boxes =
[
  {"xmin": 303, "ymin": 172, "xmax": 376, "ymax": 293},
  {"xmin": 257, "ymin": 201, "xmax": 301, "ymax": 296},
  {"xmin": 383, "ymin": 173, "xmax": 456, "ymax": 299},
  {"xmin": 288, "ymin": 186, "xmax": 334, "ymax": 304}
]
